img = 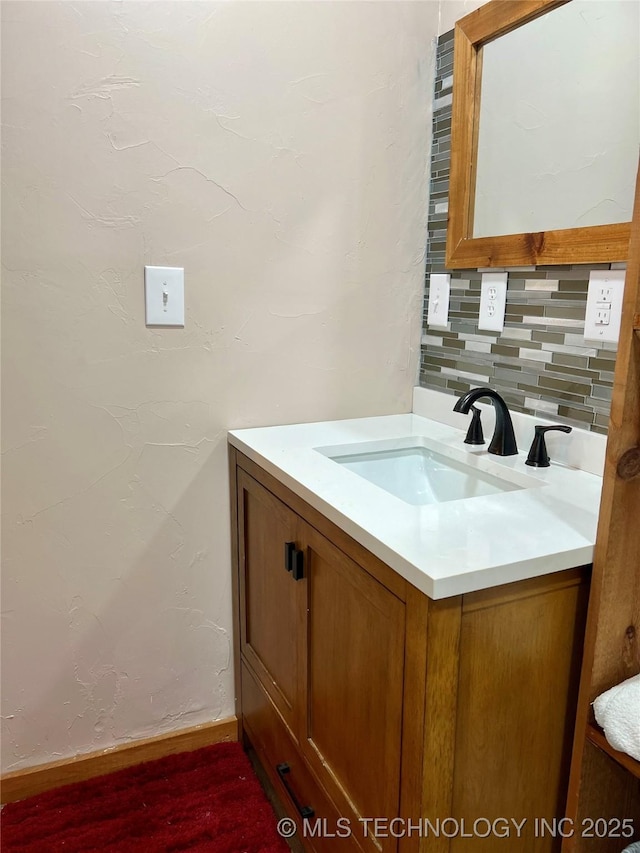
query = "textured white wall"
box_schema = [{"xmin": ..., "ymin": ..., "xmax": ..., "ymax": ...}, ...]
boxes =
[
  {"xmin": 439, "ymin": 0, "xmax": 485, "ymax": 34},
  {"xmin": 1, "ymin": 0, "xmax": 438, "ymax": 771}
]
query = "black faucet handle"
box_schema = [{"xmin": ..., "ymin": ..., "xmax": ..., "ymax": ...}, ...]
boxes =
[
  {"xmin": 525, "ymin": 424, "xmax": 572, "ymax": 468},
  {"xmin": 464, "ymin": 405, "xmax": 485, "ymax": 445}
]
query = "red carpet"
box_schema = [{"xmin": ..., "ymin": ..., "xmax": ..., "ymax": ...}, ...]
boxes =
[{"xmin": 1, "ymin": 741, "xmax": 291, "ymax": 852}]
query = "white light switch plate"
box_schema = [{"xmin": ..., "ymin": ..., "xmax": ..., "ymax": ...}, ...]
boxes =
[
  {"xmin": 145, "ymin": 266, "xmax": 184, "ymax": 327},
  {"xmin": 584, "ymin": 270, "xmax": 625, "ymax": 343},
  {"xmin": 427, "ymin": 274, "xmax": 451, "ymax": 328},
  {"xmin": 478, "ymin": 272, "xmax": 508, "ymax": 332}
]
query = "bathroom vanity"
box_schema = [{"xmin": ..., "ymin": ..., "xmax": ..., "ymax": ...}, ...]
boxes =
[{"xmin": 228, "ymin": 407, "xmax": 603, "ymax": 853}]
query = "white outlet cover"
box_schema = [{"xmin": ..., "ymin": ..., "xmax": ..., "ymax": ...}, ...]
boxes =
[
  {"xmin": 584, "ymin": 270, "xmax": 625, "ymax": 343},
  {"xmin": 478, "ymin": 272, "xmax": 508, "ymax": 332},
  {"xmin": 427, "ymin": 273, "xmax": 451, "ymax": 329},
  {"xmin": 145, "ymin": 266, "xmax": 185, "ymax": 327}
]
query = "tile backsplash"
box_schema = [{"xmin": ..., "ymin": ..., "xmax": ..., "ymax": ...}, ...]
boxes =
[{"xmin": 419, "ymin": 31, "xmax": 621, "ymax": 435}]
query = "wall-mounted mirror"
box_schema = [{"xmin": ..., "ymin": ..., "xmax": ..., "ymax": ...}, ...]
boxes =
[{"xmin": 446, "ymin": 0, "xmax": 639, "ymax": 269}]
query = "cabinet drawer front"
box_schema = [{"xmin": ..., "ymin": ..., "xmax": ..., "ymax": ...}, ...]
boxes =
[
  {"xmin": 301, "ymin": 524, "xmax": 405, "ymax": 853},
  {"xmin": 242, "ymin": 662, "xmax": 365, "ymax": 853},
  {"xmin": 238, "ymin": 471, "xmax": 303, "ymax": 731}
]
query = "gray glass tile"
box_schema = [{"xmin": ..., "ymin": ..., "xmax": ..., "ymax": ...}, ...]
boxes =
[
  {"xmin": 557, "ymin": 406, "xmax": 595, "ymax": 424},
  {"xmin": 418, "ymin": 36, "xmax": 619, "ymax": 434}
]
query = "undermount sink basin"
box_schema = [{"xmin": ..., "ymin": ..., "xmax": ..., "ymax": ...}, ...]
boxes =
[{"xmin": 317, "ymin": 439, "xmax": 530, "ymax": 506}]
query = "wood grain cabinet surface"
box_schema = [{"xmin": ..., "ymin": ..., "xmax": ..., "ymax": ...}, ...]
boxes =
[{"xmin": 230, "ymin": 449, "xmax": 590, "ymax": 853}]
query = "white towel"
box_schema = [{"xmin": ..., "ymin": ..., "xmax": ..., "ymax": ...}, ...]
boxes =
[
  {"xmin": 621, "ymin": 843, "xmax": 640, "ymax": 853},
  {"xmin": 593, "ymin": 673, "xmax": 640, "ymax": 762}
]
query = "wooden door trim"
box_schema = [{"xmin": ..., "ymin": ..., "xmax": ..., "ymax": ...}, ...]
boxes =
[{"xmin": 562, "ymin": 158, "xmax": 640, "ymax": 847}]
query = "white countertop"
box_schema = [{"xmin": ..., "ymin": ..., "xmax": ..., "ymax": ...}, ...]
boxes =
[{"xmin": 229, "ymin": 394, "xmax": 603, "ymax": 599}]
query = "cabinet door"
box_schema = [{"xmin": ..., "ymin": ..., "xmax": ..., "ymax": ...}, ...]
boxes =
[
  {"xmin": 300, "ymin": 522, "xmax": 406, "ymax": 853},
  {"xmin": 238, "ymin": 470, "xmax": 304, "ymax": 736}
]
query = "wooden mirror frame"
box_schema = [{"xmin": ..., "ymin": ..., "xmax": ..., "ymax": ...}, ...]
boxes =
[{"xmin": 445, "ymin": 0, "xmax": 632, "ymax": 269}]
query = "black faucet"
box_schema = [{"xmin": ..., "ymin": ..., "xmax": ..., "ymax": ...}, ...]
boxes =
[{"xmin": 453, "ymin": 387, "xmax": 518, "ymax": 456}]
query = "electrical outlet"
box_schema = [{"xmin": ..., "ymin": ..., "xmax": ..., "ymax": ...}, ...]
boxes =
[
  {"xmin": 584, "ymin": 270, "xmax": 625, "ymax": 343},
  {"xmin": 597, "ymin": 284, "xmax": 613, "ymax": 303},
  {"xmin": 478, "ymin": 272, "xmax": 508, "ymax": 332},
  {"xmin": 427, "ymin": 273, "xmax": 451, "ymax": 328}
]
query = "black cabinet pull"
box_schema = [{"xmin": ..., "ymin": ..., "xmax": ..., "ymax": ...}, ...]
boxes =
[
  {"xmin": 284, "ymin": 541, "xmax": 296, "ymax": 573},
  {"xmin": 284, "ymin": 542, "xmax": 305, "ymax": 580},
  {"xmin": 291, "ymin": 549, "xmax": 304, "ymax": 581},
  {"xmin": 276, "ymin": 763, "xmax": 315, "ymax": 820}
]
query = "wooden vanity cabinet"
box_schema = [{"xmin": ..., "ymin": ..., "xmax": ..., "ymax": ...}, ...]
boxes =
[
  {"xmin": 237, "ymin": 466, "xmax": 406, "ymax": 853},
  {"xmin": 230, "ymin": 449, "xmax": 590, "ymax": 853}
]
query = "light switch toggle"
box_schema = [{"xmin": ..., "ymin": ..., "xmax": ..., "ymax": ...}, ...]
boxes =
[{"xmin": 145, "ymin": 266, "xmax": 185, "ymax": 327}]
